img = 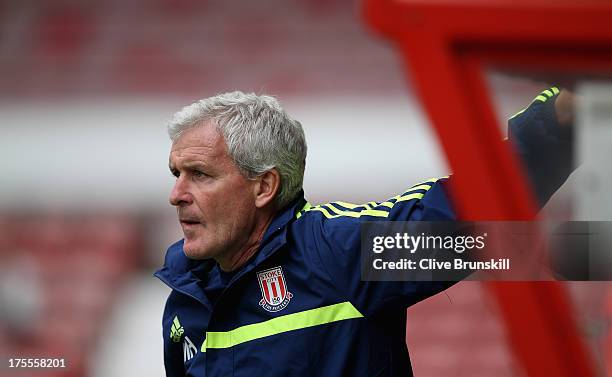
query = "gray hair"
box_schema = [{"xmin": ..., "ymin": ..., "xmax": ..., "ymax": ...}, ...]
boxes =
[{"xmin": 168, "ymin": 91, "xmax": 307, "ymax": 209}]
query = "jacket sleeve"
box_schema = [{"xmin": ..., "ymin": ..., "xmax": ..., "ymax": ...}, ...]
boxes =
[
  {"xmin": 507, "ymin": 86, "xmax": 575, "ymax": 207},
  {"xmin": 303, "ymin": 87, "xmax": 575, "ymax": 315},
  {"xmin": 301, "ymin": 178, "xmax": 458, "ymax": 317},
  {"xmin": 162, "ymin": 293, "xmax": 185, "ymax": 377}
]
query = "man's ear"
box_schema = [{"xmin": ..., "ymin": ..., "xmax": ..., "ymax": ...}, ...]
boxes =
[{"xmin": 254, "ymin": 169, "xmax": 280, "ymax": 209}]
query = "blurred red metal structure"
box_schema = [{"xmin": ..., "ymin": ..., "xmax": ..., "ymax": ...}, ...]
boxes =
[{"xmin": 363, "ymin": 0, "xmax": 612, "ymax": 376}]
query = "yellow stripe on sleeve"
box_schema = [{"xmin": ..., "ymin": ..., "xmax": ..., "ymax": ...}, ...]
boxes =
[{"xmin": 296, "ymin": 177, "xmax": 445, "ymax": 220}]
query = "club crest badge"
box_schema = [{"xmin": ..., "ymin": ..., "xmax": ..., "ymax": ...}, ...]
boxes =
[{"xmin": 257, "ymin": 266, "xmax": 293, "ymax": 312}]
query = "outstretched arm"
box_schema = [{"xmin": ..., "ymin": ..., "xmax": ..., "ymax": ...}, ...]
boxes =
[{"xmin": 507, "ymin": 86, "xmax": 576, "ymax": 207}]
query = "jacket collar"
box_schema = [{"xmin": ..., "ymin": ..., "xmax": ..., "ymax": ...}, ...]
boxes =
[{"xmin": 154, "ymin": 192, "xmax": 306, "ymax": 304}]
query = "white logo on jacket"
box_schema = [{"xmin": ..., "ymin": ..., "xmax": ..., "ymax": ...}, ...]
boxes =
[{"xmin": 183, "ymin": 336, "xmax": 197, "ymax": 363}]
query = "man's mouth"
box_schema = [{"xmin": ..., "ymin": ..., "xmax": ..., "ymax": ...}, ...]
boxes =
[{"xmin": 180, "ymin": 219, "xmax": 201, "ymax": 226}]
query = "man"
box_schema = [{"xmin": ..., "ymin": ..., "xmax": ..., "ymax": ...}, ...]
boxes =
[{"xmin": 155, "ymin": 88, "xmax": 574, "ymax": 376}]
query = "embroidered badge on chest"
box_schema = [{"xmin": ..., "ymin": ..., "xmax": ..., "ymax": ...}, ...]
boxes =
[{"xmin": 257, "ymin": 266, "xmax": 293, "ymax": 312}]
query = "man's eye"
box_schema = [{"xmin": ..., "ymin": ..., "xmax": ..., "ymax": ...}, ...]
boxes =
[{"xmin": 192, "ymin": 170, "xmax": 209, "ymax": 179}]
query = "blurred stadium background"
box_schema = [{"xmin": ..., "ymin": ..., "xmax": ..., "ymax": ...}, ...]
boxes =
[{"xmin": 0, "ymin": 0, "xmax": 609, "ymax": 376}]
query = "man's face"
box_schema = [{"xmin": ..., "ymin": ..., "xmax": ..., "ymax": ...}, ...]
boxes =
[{"xmin": 168, "ymin": 122, "xmax": 259, "ymax": 260}]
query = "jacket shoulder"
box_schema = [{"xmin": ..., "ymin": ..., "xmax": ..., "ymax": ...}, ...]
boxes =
[{"xmin": 294, "ymin": 177, "xmax": 454, "ymax": 225}]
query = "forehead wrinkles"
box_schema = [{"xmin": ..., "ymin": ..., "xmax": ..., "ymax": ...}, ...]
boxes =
[
  {"xmin": 172, "ymin": 146, "xmax": 216, "ymax": 158},
  {"xmin": 170, "ymin": 144, "xmax": 220, "ymax": 165},
  {"xmin": 170, "ymin": 125, "xmax": 228, "ymax": 163}
]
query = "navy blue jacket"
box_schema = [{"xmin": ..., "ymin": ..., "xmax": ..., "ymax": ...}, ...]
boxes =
[{"xmin": 155, "ymin": 88, "xmax": 573, "ymax": 376}]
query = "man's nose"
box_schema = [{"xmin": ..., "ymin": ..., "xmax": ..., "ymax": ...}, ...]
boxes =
[{"xmin": 169, "ymin": 177, "xmax": 192, "ymax": 206}]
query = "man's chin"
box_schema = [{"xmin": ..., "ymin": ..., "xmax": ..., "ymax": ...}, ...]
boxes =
[{"xmin": 182, "ymin": 240, "xmax": 211, "ymax": 260}]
